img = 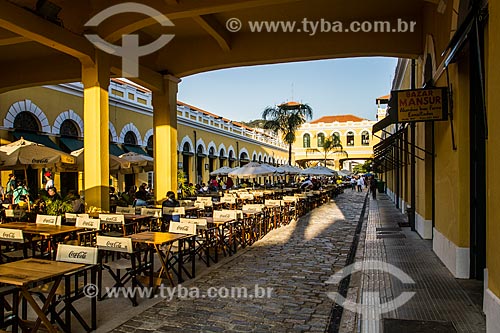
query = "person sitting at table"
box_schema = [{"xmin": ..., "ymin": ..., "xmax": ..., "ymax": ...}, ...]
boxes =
[
  {"xmin": 12, "ymin": 180, "xmax": 30, "ymax": 206},
  {"xmin": 67, "ymin": 190, "xmax": 85, "ymax": 213},
  {"xmin": 134, "ymin": 187, "xmax": 148, "ymax": 206},
  {"xmin": 47, "ymin": 186, "xmax": 61, "ymax": 201},
  {"xmin": 162, "ymin": 191, "xmax": 180, "ymax": 207}
]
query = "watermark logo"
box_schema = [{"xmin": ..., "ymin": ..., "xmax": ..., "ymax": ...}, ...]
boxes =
[
  {"xmin": 84, "ymin": 2, "xmax": 175, "ymax": 77},
  {"xmin": 325, "ymin": 260, "xmax": 416, "ymax": 320}
]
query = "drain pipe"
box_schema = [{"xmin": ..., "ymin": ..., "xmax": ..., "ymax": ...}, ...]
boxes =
[{"xmin": 410, "ymin": 59, "xmax": 416, "ymax": 231}]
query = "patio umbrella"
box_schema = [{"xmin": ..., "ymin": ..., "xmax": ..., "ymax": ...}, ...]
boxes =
[
  {"xmin": 210, "ymin": 166, "xmax": 235, "ymax": 176},
  {"xmin": 0, "ymin": 138, "xmax": 76, "ymax": 170},
  {"xmin": 228, "ymin": 162, "xmax": 277, "ymax": 179},
  {"xmin": 70, "ymin": 148, "xmax": 128, "ymax": 172},
  {"xmin": 338, "ymin": 169, "xmax": 353, "ymax": 177},
  {"xmin": 300, "ymin": 165, "xmax": 336, "ymax": 177},
  {"xmin": 118, "ymin": 152, "xmax": 154, "ymax": 173},
  {"xmin": 276, "ymin": 164, "xmax": 302, "ymax": 175}
]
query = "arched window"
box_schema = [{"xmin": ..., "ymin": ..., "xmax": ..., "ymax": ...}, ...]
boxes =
[
  {"xmin": 258, "ymin": 155, "xmax": 262, "ymax": 163},
  {"xmin": 124, "ymin": 131, "xmax": 137, "ymax": 145},
  {"xmin": 147, "ymin": 136, "xmax": 153, "ymax": 150},
  {"xmin": 317, "ymin": 133, "xmax": 325, "ymax": 147},
  {"xmin": 209, "ymin": 147, "xmax": 216, "ymax": 157},
  {"xmin": 346, "ymin": 131, "xmax": 355, "ymax": 146},
  {"xmin": 263, "ymin": 156, "xmax": 267, "ymax": 163},
  {"xmin": 332, "ymin": 132, "xmax": 341, "ymax": 141},
  {"xmin": 361, "ymin": 131, "xmax": 370, "ymax": 146},
  {"xmin": 240, "ymin": 152, "xmax": 249, "ymax": 161},
  {"xmin": 303, "ymin": 134, "xmax": 311, "ymax": 148},
  {"xmin": 60, "ymin": 119, "xmax": 79, "ymax": 137},
  {"xmin": 197, "ymin": 145, "xmax": 204, "ymax": 155},
  {"xmin": 252, "ymin": 154, "xmax": 257, "ymax": 162},
  {"xmin": 183, "ymin": 142, "xmax": 191, "ymax": 153},
  {"xmin": 13, "ymin": 111, "xmax": 40, "ymax": 132}
]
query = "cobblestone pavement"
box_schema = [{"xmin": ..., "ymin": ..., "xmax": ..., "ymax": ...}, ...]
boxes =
[
  {"xmin": 353, "ymin": 194, "xmax": 486, "ymax": 333},
  {"xmin": 109, "ymin": 190, "xmax": 367, "ymax": 333}
]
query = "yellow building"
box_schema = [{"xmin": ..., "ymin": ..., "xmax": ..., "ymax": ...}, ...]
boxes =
[
  {"xmin": 294, "ymin": 115, "xmax": 380, "ymax": 170},
  {"xmin": 0, "ymin": 80, "xmax": 289, "ymax": 195},
  {"xmin": 1, "ymin": 1, "xmax": 500, "ymax": 330}
]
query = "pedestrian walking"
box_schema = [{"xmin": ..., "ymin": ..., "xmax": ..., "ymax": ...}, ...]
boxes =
[
  {"xmin": 369, "ymin": 176, "xmax": 378, "ymax": 199},
  {"xmin": 356, "ymin": 176, "xmax": 364, "ymax": 192}
]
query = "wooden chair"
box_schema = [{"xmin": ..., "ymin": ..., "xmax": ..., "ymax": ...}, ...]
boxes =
[
  {"xmin": 0, "ymin": 228, "xmax": 29, "ymax": 263},
  {"xmin": 35, "ymin": 214, "xmax": 62, "ymax": 226},
  {"xmin": 180, "ymin": 218, "xmax": 218, "ymax": 267},
  {"xmin": 115, "ymin": 206, "xmax": 135, "ymax": 214},
  {"xmin": 31, "ymin": 244, "xmax": 98, "ymax": 332},
  {"xmin": 98, "ymin": 214, "xmax": 127, "ymax": 237},
  {"xmin": 96, "ymin": 236, "xmax": 150, "ymax": 306}
]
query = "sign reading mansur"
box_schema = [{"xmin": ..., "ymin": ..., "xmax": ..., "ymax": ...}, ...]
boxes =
[{"xmin": 395, "ymin": 88, "xmax": 448, "ymax": 122}]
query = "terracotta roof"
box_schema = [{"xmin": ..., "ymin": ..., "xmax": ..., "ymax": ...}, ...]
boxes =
[
  {"xmin": 310, "ymin": 115, "xmax": 367, "ymax": 124},
  {"xmin": 111, "ymin": 78, "xmax": 151, "ymax": 93},
  {"xmin": 279, "ymin": 101, "xmax": 301, "ymax": 107},
  {"xmin": 376, "ymin": 94, "xmax": 390, "ymax": 103}
]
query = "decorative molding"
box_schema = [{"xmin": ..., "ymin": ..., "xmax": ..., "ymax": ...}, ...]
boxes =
[
  {"xmin": 52, "ymin": 109, "xmax": 84, "ymax": 136},
  {"xmin": 109, "ymin": 122, "xmax": 118, "ymax": 143},
  {"xmin": 179, "ymin": 135, "xmax": 194, "ymax": 153},
  {"xmin": 143, "ymin": 128, "xmax": 154, "ymax": 148},
  {"xmin": 3, "ymin": 99, "xmax": 51, "ymax": 133},
  {"xmin": 196, "ymin": 138, "xmax": 207, "ymax": 154},
  {"xmin": 119, "ymin": 122, "xmax": 143, "ymax": 146}
]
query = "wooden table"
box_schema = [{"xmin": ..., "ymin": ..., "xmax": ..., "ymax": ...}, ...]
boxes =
[
  {"xmin": 127, "ymin": 232, "xmax": 194, "ymax": 286},
  {"xmin": 0, "ymin": 222, "xmax": 83, "ymax": 260},
  {"xmin": 206, "ymin": 217, "xmax": 239, "ymax": 256},
  {"xmin": 0, "ymin": 258, "xmax": 84, "ymax": 333}
]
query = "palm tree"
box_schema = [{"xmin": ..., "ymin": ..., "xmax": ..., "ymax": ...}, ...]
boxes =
[
  {"xmin": 322, "ymin": 135, "xmax": 348, "ymax": 167},
  {"xmin": 262, "ymin": 102, "xmax": 313, "ymax": 165}
]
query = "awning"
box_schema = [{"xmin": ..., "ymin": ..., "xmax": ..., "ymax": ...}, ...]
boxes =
[
  {"xmin": 110, "ymin": 143, "xmax": 125, "ymax": 156},
  {"xmin": 12, "ymin": 131, "xmax": 61, "ymax": 151},
  {"xmin": 240, "ymin": 158, "xmax": 250, "ymax": 163},
  {"xmin": 59, "ymin": 137, "xmax": 83, "ymax": 153},
  {"xmin": 372, "ymin": 108, "xmax": 397, "ymax": 134},
  {"xmin": 208, "ymin": 154, "xmax": 218, "ymax": 159},
  {"xmin": 124, "ymin": 144, "xmax": 149, "ymax": 156},
  {"xmin": 442, "ymin": 8, "xmax": 475, "ymax": 66},
  {"xmin": 218, "ymin": 156, "xmax": 227, "ymax": 160},
  {"xmin": 182, "ymin": 151, "xmax": 194, "ymax": 156},
  {"xmin": 196, "ymin": 153, "xmax": 207, "ymax": 158}
]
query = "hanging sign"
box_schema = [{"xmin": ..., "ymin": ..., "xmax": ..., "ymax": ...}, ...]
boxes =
[{"xmin": 391, "ymin": 87, "xmax": 448, "ymax": 122}]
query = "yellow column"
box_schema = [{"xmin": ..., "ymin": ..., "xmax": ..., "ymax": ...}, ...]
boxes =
[
  {"xmin": 81, "ymin": 51, "xmax": 110, "ymax": 212},
  {"xmin": 153, "ymin": 75, "xmax": 180, "ymax": 203}
]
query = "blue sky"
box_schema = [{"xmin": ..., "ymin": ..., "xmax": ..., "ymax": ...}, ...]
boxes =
[{"xmin": 177, "ymin": 57, "xmax": 397, "ymax": 122}]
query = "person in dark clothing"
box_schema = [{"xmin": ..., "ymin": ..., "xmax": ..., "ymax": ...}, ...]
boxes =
[
  {"xmin": 369, "ymin": 176, "xmax": 378, "ymax": 199},
  {"xmin": 162, "ymin": 191, "xmax": 180, "ymax": 207}
]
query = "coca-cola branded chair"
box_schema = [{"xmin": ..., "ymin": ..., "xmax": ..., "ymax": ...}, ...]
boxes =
[
  {"xmin": 0, "ymin": 228, "xmax": 29, "ymax": 263},
  {"xmin": 31, "ymin": 244, "xmax": 98, "ymax": 332},
  {"xmin": 96, "ymin": 236, "xmax": 151, "ymax": 306}
]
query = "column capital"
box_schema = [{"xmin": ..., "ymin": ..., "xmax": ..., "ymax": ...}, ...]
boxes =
[{"xmin": 164, "ymin": 74, "xmax": 182, "ymax": 84}]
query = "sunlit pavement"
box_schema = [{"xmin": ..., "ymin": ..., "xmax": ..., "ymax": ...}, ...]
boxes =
[{"xmin": 109, "ymin": 190, "xmax": 366, "ymax": 333}]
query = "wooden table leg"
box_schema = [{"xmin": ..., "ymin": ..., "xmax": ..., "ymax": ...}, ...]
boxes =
[{"xmin": 20, "ymin": 276, "xmax": 62, "ymax": 333}]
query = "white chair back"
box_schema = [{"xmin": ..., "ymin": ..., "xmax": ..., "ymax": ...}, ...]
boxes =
[
  {"xmin": 213, "ymin": 210, "xmax": 237, "ymax": 221},
  {"xmin": 140, "ymin": 208, "xmax": 162, "ymax": 217},
  {"xmin": 76, "ymin": 217, "xmax": 101, "ymax": 230},
  {"xmin": 194, "ymin": 202, "xmax": 205, "ymax": 209},
  {"xmin": 242, "ymin": 204, "xmax": 264, "ymax": 212},
  {"xmin": 265, "ymin": 199, "xmax": 283, "ymax": 207},
  {"xmin": 36, "ymin": 214, "xmax": 62, "ymax": 226},
  {"xmin": 98, "ymin": 214, "xmax": 125, "ymax": 224},
  {"xmin": 196, "ymin": 197, "xmax": 213, "ymax": 207},
  {"xmin": 179, "ymin": 218, "xmax": 208, "ymax": 228},
  {"xmin": 168, "ymin": 222, "xmax": 197, "ymax": 235},
  {"xmin": 239, "ymin": 193, "xmax": 254, "ymax": 200},
  {"xmin": 5, "ymin": 209, "xmax": 25, "ymax": 219},
  {"xmin": 65, "ymin": 213, "xmax": 89, "ymax": 222},
  {"xmin": 162, "ymin": 207, "xmax": 185, "ymax": 215},
  {"xmin": 283, "ymin": 196, "xmax": 298, "ymax": 203},
  {"xmin": 115, "ymin": 206, "xmax": 135, "ymax": 214},
  {"xmin": 56, "ymin": 244, "xmax": 98, "ymax": 265},
  {"xmin": 220, "ymin": 196, "xmax": 236, "ymax": 204},
  {"xmin": 0, "ymin": 228, "xmax": 24, "ymax": 243},
  {"xmin": 96, "ymin": 236, "xmax": 133, "ymax": 253},
  {"xmin": 178, "ymin": 200, "xmax": 194, "ymax": 207}
]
